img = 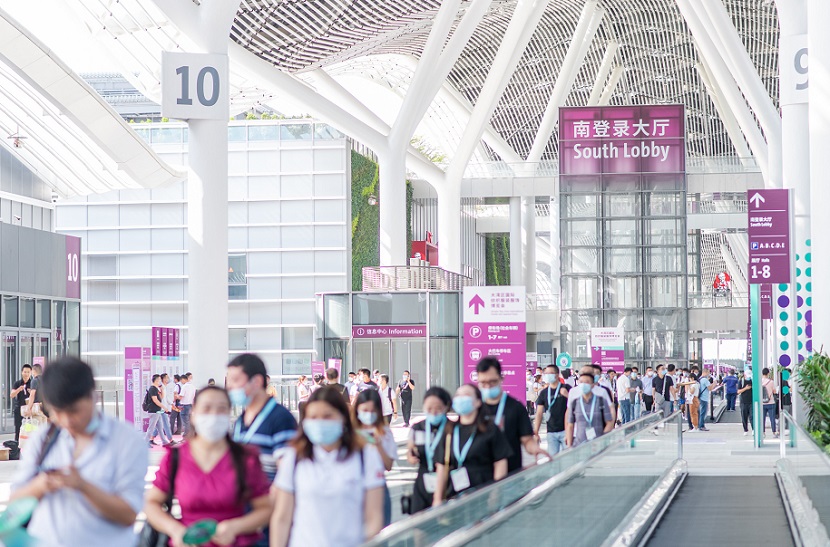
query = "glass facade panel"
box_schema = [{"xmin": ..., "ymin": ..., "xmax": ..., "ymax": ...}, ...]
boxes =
[
  {"xmin": 36, "ymin": 300, "xmax": 50, "ymax": 329},
  {"xmin": 352, "ymin": 293, "xmax": 427, "ymax": 325},
  {"xmin": 67, "ymin": 301, "xmax": 80, "ymax": 357},
  {"xmin": 1, "ymin": 297, "xmax": 17, "ymax": 327},
  {"xmin": 561, "ymin": 194, "xmax": 599, "ymax": 218},
  {"xmin": 324, "ymin": 294, "xmax": 350, "ymax": 339},
  {"xmin": 561, "ymin": 277, "xmax": 601, "ymax": 309},
  {"xmin": 429, "ymin": 293, "xmax": 459, "ymax": 337},
  {"xmin": 20, "ymin": 298, "xmax": 35, "ymax": 328},
  {"xmin": 280, "ymin": 124, "xmax": 313, "ymax": 141},
  {"xmin": 248, "ymin": 125, "xmax": 278, "ymax": 141}
]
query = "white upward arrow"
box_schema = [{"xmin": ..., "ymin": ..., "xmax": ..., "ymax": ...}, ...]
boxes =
[{"xmin": 749, "ymin": 192, "xmax": 766, "ymax": 208}]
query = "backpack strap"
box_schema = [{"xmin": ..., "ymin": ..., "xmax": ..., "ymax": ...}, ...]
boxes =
[{"xmin": 34, "ymin": 424, "xmax": 61, "ymax": 473}]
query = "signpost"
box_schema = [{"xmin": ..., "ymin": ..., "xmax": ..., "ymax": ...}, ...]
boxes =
[
  {"xmin": 462, "ymin": 286, "xmax": 527, "ymax": 401},
  {"xmin": 589, "ymin": 327, "xmax": 626, "ymax": 372},
  {"xmin": 124, "ymin": 347, "xmax": 151, "ymax": 432},
  {"xmin": 557, "ymin": 352, "xmax": 572, "ymax": 370},
  {"xmin": 747, "ymin": 188, "xmax": 793, "ymax": 448}
]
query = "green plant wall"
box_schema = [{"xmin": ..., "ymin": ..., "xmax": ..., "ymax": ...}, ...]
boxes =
[
  {"xmin": 351, "ymin": 151, "xmax": 413, "ymax": 291},
  {"xmin": 485, "ymin": 234, "xmax": 511, "ymax": 286}
]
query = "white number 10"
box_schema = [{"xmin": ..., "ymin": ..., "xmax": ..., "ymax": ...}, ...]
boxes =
[{"xmin": 67, "ymin": 253, "xmax": 79, "ymax": 283}]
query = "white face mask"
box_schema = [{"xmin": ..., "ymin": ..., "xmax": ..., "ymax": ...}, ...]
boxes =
[{"xmin": 193, "ymin": 413, "xmax": 230, "ymax": 442}]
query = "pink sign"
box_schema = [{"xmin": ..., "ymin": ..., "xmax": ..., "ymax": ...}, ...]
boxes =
[
  {"xmin": 170, "ymin": 329, "xmax": 179, "ymax": 360},
  {"xmin": 152, "ymin": 327, "xmax": 162, "ymax": 359},
  {"xmin": 559, "ymin": 105, "xmax": 685, "ymax": 175},
  {"xmin": 65, "ymin": 235, "xmax": 81, "ymax": 299},
  {"xmin": 124, "ymin": 347, "xmax": 151, "ymax": 432},
  {"xmin": 352, "ymin": 325, "xmax": 426, "ymax": 338},
  {"xmin": 760, "ymin": 284, "xmax": 773, "ymax": 320},
  {"xmin": 590, "ymin": 327, "xmax": 626, "ymax": 372},
  {"xmin": 463, "ymin": 287, "xmax": 527, "ymax": 401},
  {"xmin": 747, "ymin": 189, "xmax": 791, "ymax": 284},
  {"xmin": 311, "ymin": 361, "xmax": 326, "ymax": 378},
  {"xmin": 32, "ymin": 356, "xmax": 45, "ymax": 367},
  {"xmin": 161, "ymin": 328, "xmax": 169, "ymax": 360}
]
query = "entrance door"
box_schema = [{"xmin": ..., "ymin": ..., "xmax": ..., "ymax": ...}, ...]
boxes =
[{"xmin": 353, "ymin": 338, "xmax": 427, "ymax": 412}]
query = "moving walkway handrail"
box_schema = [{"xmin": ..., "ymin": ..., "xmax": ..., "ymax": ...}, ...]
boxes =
[
  {"xmin": 434, "ymin": 411, "xmax": 685, "ymax": 547},
  {"xmin": 365, "ymin": 411, "xmax": 667, "ymax": 547}
]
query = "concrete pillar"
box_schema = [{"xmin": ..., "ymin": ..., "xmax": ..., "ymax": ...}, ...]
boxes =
[
  {"xmin": 809, "ymin": 0, "xmax": 830, "ymax": 373},
  {"xmin": 509, "ymin": 197, "xmax": 522, "ymax": 285},
  {"xmin": 378, "ymin": 152, "xmax": 408, "ymax": 266},
  {"xmin": 522, "ymin": 196, "xmax": 538, "ymax": 351}
]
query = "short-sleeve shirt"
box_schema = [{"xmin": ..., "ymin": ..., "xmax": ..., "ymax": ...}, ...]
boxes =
[
  {"xmin": 738, "ymin": 378, "xmax": 753, "ymax": 404},
  {"xmin": 653, "ymin": 375, "xmax": 674, "ymax": 400},
  {"xmin": 535, "ymin": 383, "xmax": 571, "ymax": 433},
  {"xmin": 398, "ymin": 378, "xmax": 414, "ymax": 397},
  {"xmin": 29, "ymin": 376, "xmax": 42, "ymax": 404},
  {"xmin": 147, "ymin": 386, "xmax": 163, "ymax": 413},
  {"xmin": 275, "ymin": 446, "xmax": 386, "ymax": 547},
  {"xmin": 433, "ymin": 422, "xmax": 513, "ymax": 493},
  {"xmin": 699, "ymin": 377, "xmax": 711, "ymax": 402},
  {"xmin": 179, "ymin": 383, "xmax": 196, "ymax": 405},
  {"xmin": 568, "ymin": 393, "xmax": 612, "ymax": 446},
  {"xmin": 616, "ymin": 374, "xmax": 631, "ymax": 401},
  {"xmin": 483, "ymin": 394, "xmax": 532, "ymax": 473},
  {"xmin": 162, "ymin": 383, "xmax": 176, "ymax": 408},
  {"xmin": 11, "ymin": 415, "xmax": 148, "ymax": 547},
  {"xmin": 723, "ymin": 376, "xmax": 739, "ymax": 394},
  {"xmin": 12, "ymin": 379, "xmax": 29, "ymax": 407},
  {"xmin": 629, "ymin": 378, "xmax": 643, "ymax": 402},
  {"xmin": 642, "ymin": 374, "xmax": 654, "ymax": 396},
  {"xmin": 379, "ymin": 386, "xmax": 395, "ymax": 416},
  {"xmin": 153, "ymin": 443, "xmax": 270, "ymax": 547},
  {"xmin": 234, "ymin": 400, "xmax": 298, "ymax": 482}
]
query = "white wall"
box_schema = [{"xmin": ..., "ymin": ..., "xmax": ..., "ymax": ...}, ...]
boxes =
[{"xmin": 56, "ymin": 120, "xmax": 351, "ymax": 378}]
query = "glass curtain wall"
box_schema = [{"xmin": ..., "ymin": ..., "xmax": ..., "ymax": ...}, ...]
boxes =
[{"xmin": 560, "ymin": 174, "xmax": 688, "ymax": 369}]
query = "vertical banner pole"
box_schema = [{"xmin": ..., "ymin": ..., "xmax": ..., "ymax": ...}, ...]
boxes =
[{"xmin": 751, "ymin": 284, "xmax": 762, "ymax": 448}]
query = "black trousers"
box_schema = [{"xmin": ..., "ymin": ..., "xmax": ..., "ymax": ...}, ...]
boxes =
[
  {"xmin": 643, "ymin": 394, "xmax": 654, "ymax": 413},
  {"xmin": 401, "ymin": 395, "xmax": 412, "ymax": 425},
  {"xmin": 13, "ymin": 406, "xmax": 22, "ymax": 442},
  {"xmin": 170, "ymin": 409, "xmax": 182, "ymax": 434},
  {"xmin": 741, "ymin": 401, "xmax": 753, "ymax": 432}
]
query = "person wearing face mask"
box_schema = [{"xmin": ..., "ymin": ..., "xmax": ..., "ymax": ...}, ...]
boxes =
[
  {"xmin": 525, "ymin": 370, "xmax": 535, "ymax": 416},
  {"xmin": 406, "ymin": 387, "xmax": 454, "ymax": 514},
  {"xmin": 433, "ymin": 384, "xmax": 511, "ymax": 505},
  {"xmin": 652, "ymin": 364, "xmax": 674, "ymax": 419},
  {"xmin": 145, "ymin": 386, "xmax": 273, "ymax": 547},
  {"xmin": 616, "ymin": 367, "xmax": 633, "ymax": 424},
  {"xmin": 737, "ymin": 369, "xmax": 754, "ymax": 436},
  {"xmin": 355, "ymin": 389, "xmax": 397, "ymax": 526},
  {"xmin": 272, "ymin": 386, "xmax": 385, "ymax": 547},
  {"xmin": 566, "ymin": 370, "xmax": 614, "ymax": 447},
  {"xmin": 396, "ymin": 370, "xmax": 415, "ymax": 427},
  {"xmin": 11, "ymin": 358, "xmax": 148, "ymax": 547},
  {"xmin": 227, "ymin": 354, "xmax": 298, "ymax": 484},
  {"xmin": 642, "ymin": 366, "xmax": 655, "ymax": 414},
  {"xmin": 476, "ymin": 357, "xmax": 548, "ymax": 474},
  {"xmin": 629, "ymin": 367, "xmax": 644, "ymax": 421},
  {"xmin": 567, "ymin": 366, "xmax": 614, "ymax": 422},
  {"xmin": 533, "ymin": 365, "xmax": 571, "ymax": 455}
]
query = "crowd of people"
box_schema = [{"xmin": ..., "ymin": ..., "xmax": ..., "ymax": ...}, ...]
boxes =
[{"xmin": 8, "ymin": 354, "xmax": 781, "ymax": 546}]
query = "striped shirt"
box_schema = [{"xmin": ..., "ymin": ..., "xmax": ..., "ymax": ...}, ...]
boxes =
[{"xmin": 233, "ymin": 399, "xmax": 298, "ymax": 481}]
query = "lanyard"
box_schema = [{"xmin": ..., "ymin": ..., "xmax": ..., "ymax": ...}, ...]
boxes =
[
  {"xmin": 579, "ymin": 394, "xmax": 598, "ymax": 425},
  {"xmin": 453, "ymin": 425, "xmax": 476, "ymax": 468},
  {"xmin": 234, "ymin": 398, "xmax": 277, "ymax": 443},
  {"xmin": 494, "ymin": 392, "xmax": 508, "ymax": 428},
  {"xmin": 425, "ymin": 418, "xmax": 446, "ymax": 472},
  {"xmin": 547, "ymin": 383, "xmax": 559, "ymax": 407}
]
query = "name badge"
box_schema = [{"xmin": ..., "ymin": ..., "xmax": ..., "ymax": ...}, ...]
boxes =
[
  {"xmin": 423, "ymin": 472, "xmax": 438, "ymax": 493},
  {"xmin": 414, "ymin": 430, "xmax": 426, "ymax": 446},
  {"xmin": 586, "ymin": 427, "xmax": 597, "ymax": 441},
  {"xmin": 450, "ymin": 468, "xmax": 471, "ymax": 492},
  {"xmin": 543, "ymin": 411, "xmax": 551, "ymax": 423}
]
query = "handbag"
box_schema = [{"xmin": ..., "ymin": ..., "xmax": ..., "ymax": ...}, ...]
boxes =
[{"xmin": 139, "ymin": 447, "xmax": 180, "ymax": 547}]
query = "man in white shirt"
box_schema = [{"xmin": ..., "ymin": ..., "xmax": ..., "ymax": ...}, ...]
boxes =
[
  {"xmin": 642, "ymin": 366, "xmax": 655, "ymax": 414},
  {"xmin": 617, "ymin": 368, "xmax": 633, "ymax": 424},
  {"xmin": 178, "ymin": 372, "xmax": 196, "ymax": 435}
]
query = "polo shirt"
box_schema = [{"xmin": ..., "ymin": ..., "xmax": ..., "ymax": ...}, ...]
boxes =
[
  {"xmin": 275, "ymin": 446, "xmax": 385, "ymax": 547},
  {"xmin": 12, "ymin": 414, "xmax": 148, "ymax": 546},
  {"xmin": 234, "ymin": 400, "xmax": 298, "ymax": 481}
]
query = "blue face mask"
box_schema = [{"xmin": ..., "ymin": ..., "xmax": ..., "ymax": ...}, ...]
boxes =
[
  {"xmin": 543, "ymin": 374, "xmax": 558, "ymax": 384},
  {"xmin": 453, "ymin": 396, "xmax": 476, "ymax": 416},
  {"xmin": 228, "ymin": 387, "xmax": 251, "ymax": 408},
  {"xmin": 479, "ymin": 385, "xmax": 502, "ymax": 400},
  {"xmin": 85, "ymin": 413, "xmax": 101, "ymax": 435},
  {"xmin": 580, "ymin": 383, "xmax": 592, "ymax": 395},
  {"xmin": 357, "ymin": 411, "xmax": 377, "ymax": 426},
  {"xmin": 303, "ymin": 419, "xmax": 343, "ymax": 446},
  {"xmin": 594, "ymin": 374, "xmax": 601, "ymax": 382},
  {"xmin": 425, "ymin": 413, "xmax": 446, "ymax": 427}
]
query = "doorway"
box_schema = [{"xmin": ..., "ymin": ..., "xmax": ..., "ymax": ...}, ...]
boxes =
[{"xmin": 353, "ymin": 338, "xmax": 427, "ymax": 412}]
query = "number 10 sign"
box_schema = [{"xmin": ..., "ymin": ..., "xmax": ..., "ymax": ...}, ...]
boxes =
[
  {"xmin": 161, "ymin": 52, "xmax": 229, "ymax": 120},
  {"xmin": 747, "ymin": 188, "xmax": 791, "ymax": 285}
]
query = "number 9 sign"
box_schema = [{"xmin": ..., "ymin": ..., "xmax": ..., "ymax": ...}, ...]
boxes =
[{"xmin": 161, "ymin": 52, "xmax": 229, "ymax": 120}]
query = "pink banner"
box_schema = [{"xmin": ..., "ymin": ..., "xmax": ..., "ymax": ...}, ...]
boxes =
[
  {"xmin": 161, "ymin": 328, "xmax": 169, "ymax": 360},
  {"xmin": 352, "ymin": 325, "xmax": 426, "ymax": 339},
  {"xmin": 124, "ymin": 347, "xmax": 150, "ymax": 431},
  {"xmin": 152, "ymin": 327, "xmax": 162, "ymax": 359},
  {"xmin": 173, "ymin": 328, "xmax": 180, "ymax": 359},
  {"xmin": 311, "ymin": 361, "xmax": 326, "ymax": 378},
  {"xmin": 328, "ymin": 358, "xmax": 342, "ymax": 376},
  {"xmin": 65, "ymin": 235, "xmax": 81, "ymax": 299}
]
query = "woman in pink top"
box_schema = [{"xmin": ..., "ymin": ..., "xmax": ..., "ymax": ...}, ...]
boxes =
[{"xmin": 144, "ymin": 387, "xmax": 273, "ymax": 547}]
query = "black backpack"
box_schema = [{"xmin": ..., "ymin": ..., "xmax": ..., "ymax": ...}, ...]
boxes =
[{"xmin": 142, "ymin": 388, "xmax": 152, "ymax": 412}]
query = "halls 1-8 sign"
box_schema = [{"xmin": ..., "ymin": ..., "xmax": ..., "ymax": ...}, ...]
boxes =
[
  {"xmin": 747, "ymin": 188, "xmax": 791, "ymax": 284},
  {"xmin": 161, "ymin": 52, "xmax": 229, "ymax": 120}
]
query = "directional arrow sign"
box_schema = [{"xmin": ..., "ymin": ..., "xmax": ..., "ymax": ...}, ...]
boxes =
[
  {"xmin": 747, "ymin": 188, "xmax": 791, "ymax": 284},
  {"xmin": 748, "ymin": 192, "xmax": 766, "ymax": 208},
  {"xmin": 468, "ymin": 294, "xmax": 485, "ymax": 315}
]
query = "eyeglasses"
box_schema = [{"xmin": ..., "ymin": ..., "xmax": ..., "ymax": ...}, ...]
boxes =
[{"xmin": 478, "ymin": 379, "xmax": 502, "ymax": 388}]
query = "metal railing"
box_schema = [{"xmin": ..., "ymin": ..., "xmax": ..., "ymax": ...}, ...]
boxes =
[
  {"xmin": 688, "ymin": 290, "xmax": 748, "ymax": 308},
  {"xmin": 362, "ymin": 266, "xmax": 475, "ymax": 291}
]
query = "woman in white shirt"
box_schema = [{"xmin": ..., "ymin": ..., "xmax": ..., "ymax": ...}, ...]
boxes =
[
  {"xmin": 271, "ymin": 386, "xmax": 384, "ymax": 547},
  {"xmin": 684, "ymin": 373, "xmax": 701, "ymax": 432},
  {"xmin": 355, "ymin": 389, "xmax": 397, "ymax": 526}
]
